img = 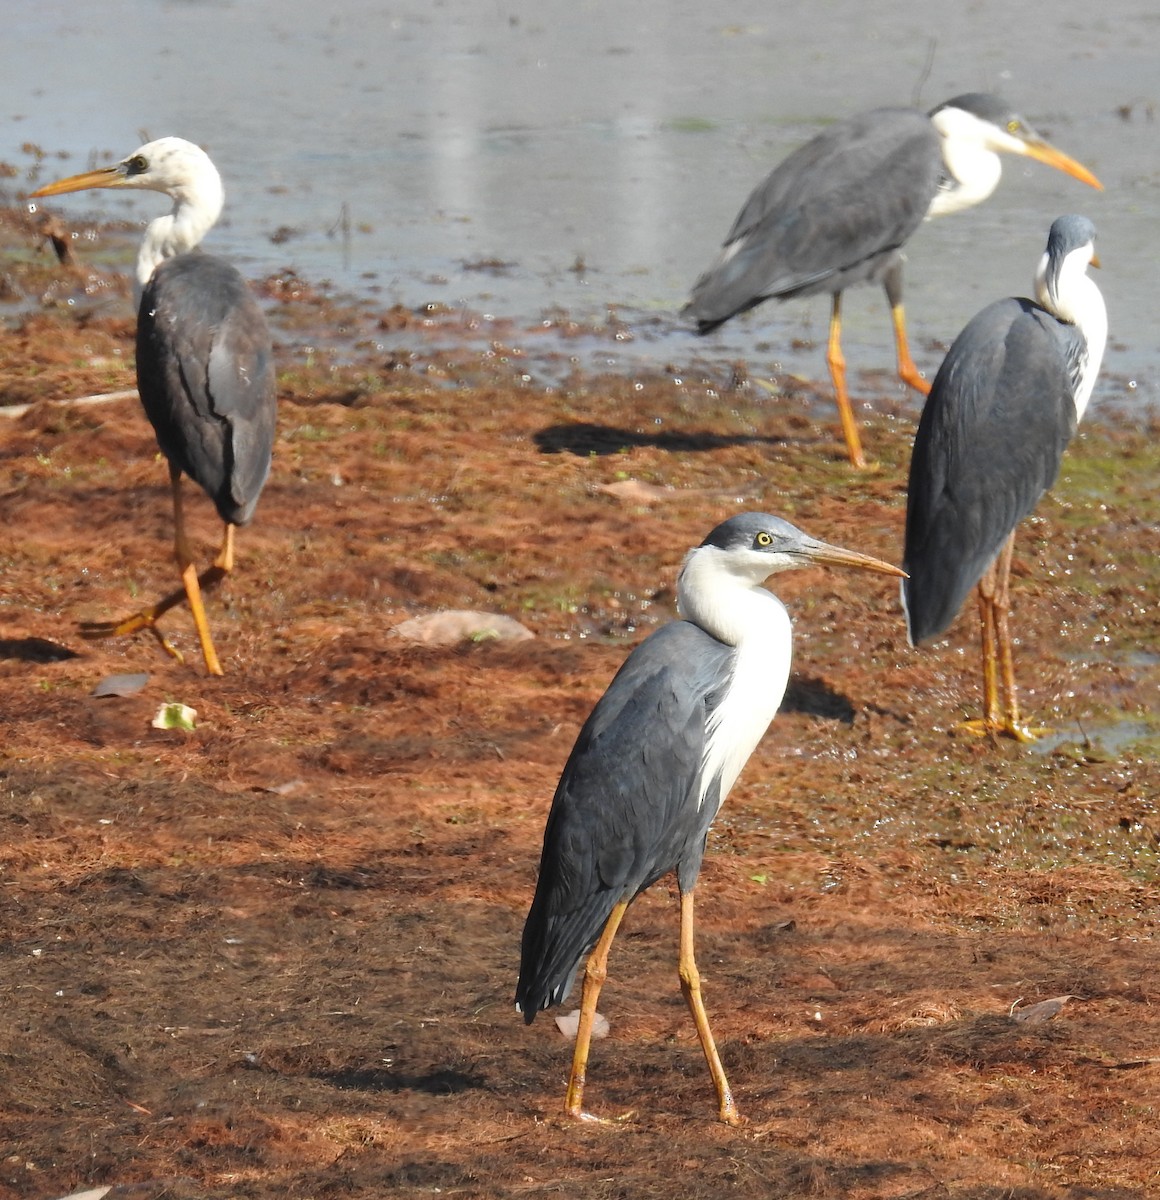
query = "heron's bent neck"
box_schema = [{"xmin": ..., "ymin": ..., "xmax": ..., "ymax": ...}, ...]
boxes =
[
  {"xmin": 679, "ymin": 544, "xmax": 793, "ymax": 812},
  {"xmin": 1035, "ymin": 253, "xmax": 1107, "ymax": 421},
  {"xmin": 135, "ymin": 178, "xmax": 224, "ymax": 292},
  {"xmin": 927, "ymin": 109, "xmax": 1003, "ymax": 218},
  {"xmin": 677, "ymin": 545, "xmax": 788, "ymax": 647}
]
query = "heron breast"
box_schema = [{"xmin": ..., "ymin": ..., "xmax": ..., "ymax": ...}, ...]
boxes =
[{"xmin": 699, "ymin": 618, "xmax": 793, "ymax": 811}]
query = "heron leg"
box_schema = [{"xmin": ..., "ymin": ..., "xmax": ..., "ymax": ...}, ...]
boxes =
[
  {"xmin": 883, "ymin": 264, "xmax": 930, "ymax": 397},
  {"xmin": 959, "ymin": 535, "xmax": 1045, "ymax": 742},
  {"xmin": 824, "ymin": 293, "xmax": 868, "ymax": 470},
  {"xmin": 956, "ymin": 561, "xmax": 1001, "ymax": 739},
  {"xmin": 979, "ymin": 560, "xmax": 1001, "ymax": 730},
  {"xmin": 678, "ymin": 890, "xmax": 742, "ymax": 1126},
  {"xmin": 565, "ymin": 899, "xmax": 629, "ymax": 1122},
  {"xmin": 994, "ymin": 532, "xmax": 1047, "ymax": 742},
  {"xmin": 169, "ymin": 469, "xmax": 224, "ymax": 677},
  {"xmin": 77, "ymin": 470, "xmax": 228, "ymax": 676}
]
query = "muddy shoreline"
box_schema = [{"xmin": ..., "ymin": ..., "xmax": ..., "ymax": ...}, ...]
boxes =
[{"xmin": 2, "ymin": 202, "xmax": 1159, "ymax": 1199}]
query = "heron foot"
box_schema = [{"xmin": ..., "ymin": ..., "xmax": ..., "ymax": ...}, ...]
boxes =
[
  {"xmin": 567, "ymin": 1107, "xmax": 637, "ymax": 1126},
  {"xmin": 1005, "ymin": 720, "xmax": 1051, "ymax": 744},
  {"xmin": 898, "ymin": 367, "xmax": 932, "ymax": 397},
  {"xmin": 79, "ymin": 612, "xmax": 188, "ymax": 666},
  {"xmin": 956, "ymin": 717, "xmax": 1050, "ymax": 743},
  {"xmin": 719, "ymin": 1103, "xmax": 746, "ymax": 1128}
]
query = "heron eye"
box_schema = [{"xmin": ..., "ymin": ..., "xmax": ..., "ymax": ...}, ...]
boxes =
[
  {"xmin": 754, "ymin": 531, "xmax": 773, "ymax": 548},
  {"xmin": 127, "ymin": 155, "xmax": 148, "ymax": 174},
  {"xmin": 1006, "ymin": 119, "xmax": 1020, "ymax": 134}
]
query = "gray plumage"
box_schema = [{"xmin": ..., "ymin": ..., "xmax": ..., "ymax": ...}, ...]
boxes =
[
  {"xmin": 686, "ymin": 105, "xmax": 941, "ymax": 332},
  {"xmin": 515, "ymin": 514, "xmax": 902, "ymax": 1122},
  {"xmin": 137, "ymin": 252, "xmax": 276, "ymax": 527},
  {"xmin": 516, "ymin": 618, "xmax": 733, "ymax": 1017},
  {"xmin": 30, "ymin": 137, "xmax": 279, "ymax": 675},
  {"xmin": 903, "ymin": 214, "xmax": 1104, "ymax": 644},
  {"xmin": 515, "ymin": 512, "xmax": 900, "ymax": 1021},
  {"xmin": 685, "ymin": 94, "xmax": 1093, "ymax": 334}
]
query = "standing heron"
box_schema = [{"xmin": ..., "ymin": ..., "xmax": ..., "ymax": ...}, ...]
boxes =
[
  {"xmin": 685, "ymin": 95, "xmax": 1101, "ymax": 469},
  {"xmin": 32, "ymin": 138, "xmax": 277, "ymax": 676},
  {"xmin": 516, "ymin": 513, "xmax": 904, "ymax": 1124},
  {"xmin": 902, "ymin": 215, "xmax": 1106, "ymax": 740}
]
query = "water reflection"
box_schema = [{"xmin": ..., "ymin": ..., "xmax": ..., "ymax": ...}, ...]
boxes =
[{"xmin": 3, "ymin": 0, "xmax": 1156, "ymax": 410}]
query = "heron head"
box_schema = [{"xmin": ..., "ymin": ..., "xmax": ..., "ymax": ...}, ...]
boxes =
[
  {"xmin": 31, "ymin": 137, "xmax": 224, "ymax": 213},
  {"xmin": 930, "ymin": 94, "xmax": 1101, "ymax": 191},
  {"xmin": 1037, "ymin": 214, "xmax": 1100, "ymax": 310},
  {"xmin": 697, "ymin": 513, "xmax": 905, "ymax": 582}
]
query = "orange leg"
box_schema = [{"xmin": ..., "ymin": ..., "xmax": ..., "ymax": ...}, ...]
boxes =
[
  {"xmin": 961, "ymin": 533, "xmax": 1044, "ymax": 742},
  {"xmin": 565, "ymin": 900, "xmax": 629, "ymax": 1122},
  {"xmin": 883, "ymin": 262, "xmax": 930, "ymax": 397},
  {"xmin": 890, "ymin": 302, "xmax": 931, "ymax": 397},
  {"xmin": 678, "ymin": 890, "xmax": 742, "ymax": 1126},
  {"xmin": 977, "ymin": 558, "xmax": 1002, "ymax": 731},
  {"xmin": 824, "ymin": 293, "xmax": 868, "ymax": 470},
  {"xmin": 993, "ymin": 533, "xmax": 1046, "ymax": 742},
  {"xmin": 78, "ymin": 467, "xmax": 237, "ymax": 676}
]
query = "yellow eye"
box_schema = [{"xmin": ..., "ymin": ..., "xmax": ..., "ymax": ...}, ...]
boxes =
[
  {"xmin": 1007, "ymin": 119, "xmax": 1020, "ymax": 134},
  {"xmin": 755, "ymin": 531, "xmax": 773, "ymax": 547}
]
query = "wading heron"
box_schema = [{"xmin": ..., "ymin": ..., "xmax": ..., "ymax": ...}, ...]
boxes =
[
  {"xmin": 32, "ymin": 138, "xmax": 277, "ymax": 676},
  {"xmin": 902, "ymin": 214, "xmax": 1106, "ymax": 740},
  {"xmin": 516, "ymin": 512, "xmax": 904, "ymax": 1124},
  {"xmin": 685, "ymin": 95, "xmax": 1101, "ymax": 469}
]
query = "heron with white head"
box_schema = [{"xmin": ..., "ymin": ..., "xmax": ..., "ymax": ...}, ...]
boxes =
[
  {"xmin": 685, "ymin": 95, "xmax": 1102, "ymax": 469},
  {"xmin": 516, "ymin": 512, "xmax": 904, "ymax": 1124},
  {"xmin": 902, "ymin": 214, "xmax": 1107, "ymax": 740},
  {"xmin": 32, "ymin": 138, "xmax": 277, "ymax": 676}
]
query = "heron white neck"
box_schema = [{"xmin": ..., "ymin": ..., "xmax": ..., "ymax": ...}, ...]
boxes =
[
  {"xmin": 678, "ymin": 543, "xmax": 794, "ymax": 812},
  {"xmin": 677, "ymin": 545, "xmax": 787, "ymax": 647},
  {"xmin": 1035, "ymin": 252, "xmax": 1107, "ymax": 422},
  {"xmin": 927, "ymin": 108, "xmax": 1003, "ymax": 218},
  {"xmin": 135, "ymin": 175, "xmax": 224, "ymax": 291}
]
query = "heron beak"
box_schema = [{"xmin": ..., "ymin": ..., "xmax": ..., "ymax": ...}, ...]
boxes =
[
  {"xmin": 795, "ymin": 539, "xmax": 907, "ymax": 578},
  {"xmin": 1089, "ymin": 251, "xmax": 1102, "ymax": 269},
  {"xmin": 1020, "ymin": 139, "xmax": 1102, "ymax": 191},
  {"xmin": 30, "ymin": 165, "xmax": 125, "ymax": 198}
]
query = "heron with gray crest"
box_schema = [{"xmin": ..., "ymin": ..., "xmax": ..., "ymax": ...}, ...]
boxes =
[{"xmin": 516, "ymin": 512, "xmax": 904, "ymax": 1124}]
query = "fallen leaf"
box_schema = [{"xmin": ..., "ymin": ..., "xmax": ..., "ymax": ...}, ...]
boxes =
[
  {"xmin": 151, "ymin": 702, "xmax": 197, "ymax": 731},
  {"xmin": 554, "ymin": 1009, "xmax": 609, "ymax": 1040},
  {"xmin": 1010, "ymin": 994, "xmax": 1081, "ymax": 1025},
  {"xmin": 258, "ymin": 779, "xmax": 307, "ymax": 797},
  {"xmin": 594, "ymin": 479, "xmax": 674, "ymax": 504},
  {"xmin": 92, "ymin": 672, "xmax": 149, "ymax": 698}
]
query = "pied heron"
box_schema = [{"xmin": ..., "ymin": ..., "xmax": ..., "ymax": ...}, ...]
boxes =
[
  {"xmin": 685, "ymin": 95, "xmax": 1101, "ymax": 469},
  {"xmin": 516, "ymin": 512, "xmax": 904, "ymax": 1124},
  {"xmin": 32, "ymin": 138, "xmax": 277, "ymax": 676},
  {"xmin": 902, "ymin": 214, "xmax": 1106, "ymax": 740}
]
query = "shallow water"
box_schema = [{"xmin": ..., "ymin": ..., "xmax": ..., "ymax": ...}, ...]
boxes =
[{"xmin": 5, "ymin": 0, "xmax": 1158, "ymax": 410}]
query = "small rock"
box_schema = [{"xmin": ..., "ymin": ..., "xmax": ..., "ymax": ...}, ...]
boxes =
[{"xmin": 392, "ymin": 611, "xmax": 534, "ymax": 646}]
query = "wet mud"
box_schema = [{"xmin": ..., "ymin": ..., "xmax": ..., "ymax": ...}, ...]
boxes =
[{"xmin": 1, "ymin": 201, "xmax": 1159, "ymax": 1199}]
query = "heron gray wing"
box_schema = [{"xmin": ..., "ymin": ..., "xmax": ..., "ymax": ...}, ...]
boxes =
[
  {"xmin": 516, "ymin": 621, "xmax": 733, "ymax": 1017},
  {"xmin": 137, "ymin": 253, "xmax": 276, "ymax": 526},
  {"xmin": 687, "ymin": 107, "xmax": 941, "ymax": 327},
  {"xmin": 903, "ymin": 297, "xmax": 1078, "ymax": 642}
]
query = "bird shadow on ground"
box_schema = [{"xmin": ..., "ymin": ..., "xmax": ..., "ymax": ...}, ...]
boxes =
[
  {"xmin": 781, "ymin": 674, "xmax": 856, "ymax": 723},
  {"xmin": 309, "ymin": 1066, "xmax": 487, "ymax": 1095},
  {"xmin": 0, "ymin": 636, "xmax": 80, "ymax": 663},
  {"xmin": 534, "ymin": 422, "xmax": 786, "ymax": 457}
]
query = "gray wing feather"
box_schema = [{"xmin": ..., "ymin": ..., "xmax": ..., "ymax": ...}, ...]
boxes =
[
  {"xmin": 687, "ymin": 108, "xmax": 941, "ymax": 330},
  {"xmin": 137, "ymin": 253, "xmax": 276, "ymax": 526},
  {"xmin": 516, "ymin": 621, "xmax": 733, "ymax": 1018},
  {"xmin": 903, "ymin": 297, "xmax": 1079, "ymax": 642}
]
